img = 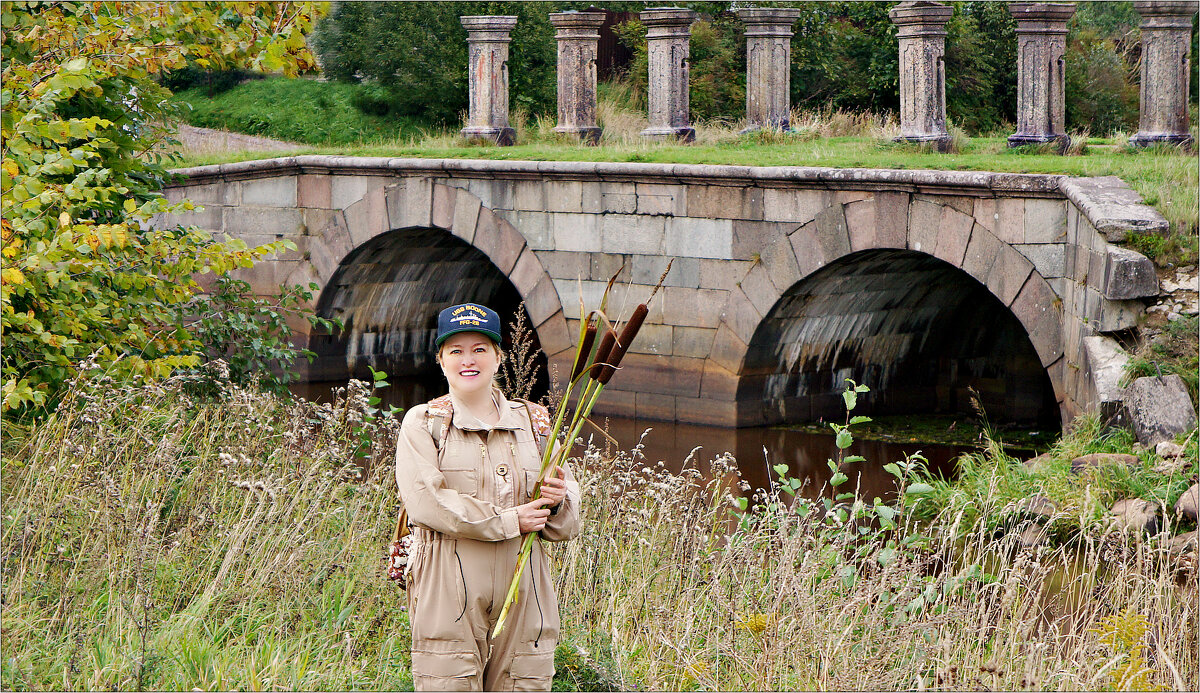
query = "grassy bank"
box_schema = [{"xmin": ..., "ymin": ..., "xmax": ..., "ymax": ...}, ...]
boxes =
[
  {"xmin": 2, "ymin": 376, "xmax": 1196, "ymax": 690},
  {"xmin": 171, "ymin": 78, "xmax": 429, "ymax": 146}
]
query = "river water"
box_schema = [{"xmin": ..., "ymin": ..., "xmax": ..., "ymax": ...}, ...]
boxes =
[{"xmin": 291, "ymin": 379, "xmax": 981, "ymax": 502}]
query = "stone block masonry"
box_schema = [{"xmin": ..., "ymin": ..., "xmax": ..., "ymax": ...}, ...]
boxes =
[{"xmin": 162, "ymin": 156, "xmax": 1166, "ymax": 429}]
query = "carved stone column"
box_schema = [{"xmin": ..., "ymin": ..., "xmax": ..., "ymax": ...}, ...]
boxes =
[
  {"xmin": 1007, "ymin": 3, "xmax": 1075, "ymax": 150},
  {"xmin": 640, "ymin": 8, "xmax": 697, "ymax": 142},
  {"xmin": 460, "ymin": 15, "xmax": 518, "ymax": 146},
  {"xmin": 889, "ymin": 1, "xmax": 953, "ymax": 151},
  {"xmin": 1130, "ymin": 1, "xmax": 1197, "ymax": 149},
  {"xmin": 737, "ymin": 7, "xmax": 802, "ymax": 132},
  {"xmin": 550, "ymin": 11, "xmax": 606, "ymax": 143}
]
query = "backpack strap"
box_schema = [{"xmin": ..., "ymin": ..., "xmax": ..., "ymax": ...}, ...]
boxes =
[
  {"xmin": 396, "ymin": 395, "xmax": 454, "ymax": 541},
  {"xmin": 424, "ymin": 394, "xmax": 455, "ymax": 458},
  {"xmin": 515, "ymin": 398, "xmax": 552, "ymax": 455}
]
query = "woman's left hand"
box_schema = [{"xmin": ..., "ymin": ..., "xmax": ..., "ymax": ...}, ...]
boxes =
[{"xmin": 538, "ymin": 465, "xmax": 568, "ymax": 508}]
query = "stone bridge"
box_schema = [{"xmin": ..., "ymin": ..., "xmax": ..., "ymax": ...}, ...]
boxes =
[{"xmin": 162, "ymin": 156, "xmax": 1165, "ymax": 428}]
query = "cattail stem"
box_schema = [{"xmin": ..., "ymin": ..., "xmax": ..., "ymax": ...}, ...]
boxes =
[
  {"xmin": 569, "ymin": 320, "xmax": 597, "ymax": 382},
  {"xmin": 495, "ymin": 304, "xmax": 650, "ymax": 638}
]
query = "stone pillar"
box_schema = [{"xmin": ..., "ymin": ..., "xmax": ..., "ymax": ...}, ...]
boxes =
[
  {"xmin": 460, "ymin": 15, "xmax": 518, "ymax": 146},
  {"xmin": 737, "ymin": 7, "xmax": 802, "ymax": 132},
  {"xmin": 640, "ymin": 8, "xmax": 697, "ymax": 142},
  {"xmin": 889, "ymin": 2, "xmax": 953, "ymax": 151},
  {"xmin": 550, "ymin": 11, "xmax": 606, "ymax": 144},
  {"xmin": 1007, "ymin": 3, "xmax": 1075, "ymax": 150},
  {"xmin": 1130, "ymin": 1, "xmax": 1197, "ymax": 149}
]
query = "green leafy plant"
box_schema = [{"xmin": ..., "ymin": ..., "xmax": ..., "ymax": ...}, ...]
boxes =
[
  {"xmin": 184, "ymin": 278, "xmax": 339, "ymax": 396},
  {"xmin": 0, "ymin": 1, "xmax": 325, "ymax": 417}
]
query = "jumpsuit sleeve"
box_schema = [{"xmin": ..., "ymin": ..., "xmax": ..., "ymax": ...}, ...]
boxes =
[
  {"xmin": 395, "ymin": 406, "xmax": 521, "ymax": 542},
  {"xmin": 540, "ymin": 439, "xmax": 582, "ymax": 542}
]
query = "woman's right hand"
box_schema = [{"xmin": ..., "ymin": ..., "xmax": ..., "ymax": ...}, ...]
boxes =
[{"xmin": 516, "ymin": 497, "xmax": 556, "ymax": 533}]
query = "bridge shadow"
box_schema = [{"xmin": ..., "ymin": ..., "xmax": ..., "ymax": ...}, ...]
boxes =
[
  {"xmin": 739, "ymin": 248, "xmax": 1062, "ymax": 430},
  {"xmin": 307, "ymin": 226, "xmax": 549, "ymax": 400}
]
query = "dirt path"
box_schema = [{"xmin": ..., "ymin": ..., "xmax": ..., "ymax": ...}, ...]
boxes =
[{"xmin": 173, "ymin": 123, "xmax": 303, "ymax": 155}]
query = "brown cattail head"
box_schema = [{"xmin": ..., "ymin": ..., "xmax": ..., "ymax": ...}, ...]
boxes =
[
  {"xmin": 570, "ymin": 320, "xmax": 598, "ymax": 381},
  {"xmin": 588, "ymin": 328, "xmax": 617, "ymax": 380},
  {"xmin": 598, "ymin": 303, "xmax": 648, "ymax": 385}
]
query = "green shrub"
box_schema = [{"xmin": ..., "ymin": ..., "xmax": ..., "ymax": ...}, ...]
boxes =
[
  {"xmin": 1065, "ymin": 28, "xmax": 1139, "ymax": 136},
  {"xmin": 182, "ymin": 278, "xmax": 340, "ymax": 397},
  {"xmin": 312, "ymin": 1, "xmax": 561, "ymax": 126}
]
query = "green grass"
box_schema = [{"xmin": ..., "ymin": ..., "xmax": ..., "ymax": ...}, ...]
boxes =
[
  {"xmin": 910, "ymin": 414, "xmax": 1198, "ymax": 540},
  {"xmin": 171, "ymin": 77, "xmax": 431, "ymax": 146}
]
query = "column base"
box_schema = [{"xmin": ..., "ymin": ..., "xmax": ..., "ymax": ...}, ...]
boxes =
[
  {"xmin": 553, "ymin": 125, "xmax": 602, "ymax": 144},
  {"xmin": 893, "ymin": 134, "xmax": 953, "ymax": 152},
  {"xmin": 459, "ymin": 126, "xmax": 516, "ymax": 146},
  {"xmin": 640, "ymin": 126, "xmax": 696, "ymax": 143},
  {"xmin": 1007, "ymin": 133, "xmax": 1069, "ymax": 151},
  {"xmin": 1129, "ymin": 132, "xmax": 1194, "ymax": 149}
]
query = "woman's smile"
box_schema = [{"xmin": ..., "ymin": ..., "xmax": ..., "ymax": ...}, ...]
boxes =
[{"xmin": 439, "ymin": 332, "xmax": 500, "ymax": 397}]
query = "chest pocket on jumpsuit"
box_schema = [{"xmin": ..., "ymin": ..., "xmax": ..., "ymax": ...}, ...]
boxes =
[
  {"xmin": 512, "ymin": 426, "xmax": 544, "ymax": 502},
  {"xmin": 438, "ymin": 431, "xmax": 480, "ymax": 496}
]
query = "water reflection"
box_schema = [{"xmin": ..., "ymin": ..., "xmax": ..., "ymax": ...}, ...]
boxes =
[{"xmin": 292, "ymin": 378, "xmax": 976, "ymax": 502}]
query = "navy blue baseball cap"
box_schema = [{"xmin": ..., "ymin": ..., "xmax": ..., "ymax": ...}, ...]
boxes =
[{"xmin": 436, "ymin": 303, "xmax": 503, "ymax": 348}]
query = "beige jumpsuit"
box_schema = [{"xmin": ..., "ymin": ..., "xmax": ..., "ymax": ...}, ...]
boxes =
[{"xmin": 395, "ymin": 389, "xmax": 581, "ymax": 691}]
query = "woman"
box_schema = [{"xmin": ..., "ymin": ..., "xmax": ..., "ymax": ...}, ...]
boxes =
[{"xmin": 395, "ymin": 303, "xmax": 581, "ymax": 691}]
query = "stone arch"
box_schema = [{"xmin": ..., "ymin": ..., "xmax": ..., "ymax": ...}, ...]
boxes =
[
  {"xmin": 305, "ymin": 178, "xmax": 570, "ymax": 389},
  {"xmin": 710, "ymin": 191, "xmax": 1065, "ymax": 427}
]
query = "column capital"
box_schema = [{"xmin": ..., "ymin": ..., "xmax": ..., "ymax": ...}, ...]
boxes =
[
  {"xmin": 1134, "ymin": 1, "xmax": 1198, "ymax": 29},
  {"xmin": 460, "ymin": 15, "xmax": 518, "ymax": 41},
  {"xmin": 1008, "ymin": 3, "xmax": 1075, "ymax": 33},
  {"xmin": 549, "ymin": 10, "xmax": 606, "ymax": 34},
  {"xmin": 890, "ymin": 2, "xmax": 953, "ymax": 39},
  {"xmin": 736, "ymin": 7, "xmax": 802, "ymax": 38},
  {"xmin": 640, "ymin": 7, "xmax": 697, "ymax": 33}
]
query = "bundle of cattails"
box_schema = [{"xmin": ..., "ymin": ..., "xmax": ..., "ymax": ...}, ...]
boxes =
[{"xmin": 492, "ymin": 261, "xmax": 669, "ymax": 637}]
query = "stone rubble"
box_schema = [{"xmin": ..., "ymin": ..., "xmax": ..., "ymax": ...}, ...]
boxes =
[
  {"xmin": 1110, "ymin": 498, "xmax": 1162, "ymax": 534},
  {"xmin": 1123, "ymin": 375, "xmax": 1198, "ymax": 446},
  {"xmin": 1143, "ymin": 266, "xmax": 1199, "ymax": 324},
  {"xmin": 1175, "ymin": 482, "xmax": 1198, "ymax": 522},
  {"xmin": 1069, "ymin": 452, "xmax": 1141, "ymax": 474}
]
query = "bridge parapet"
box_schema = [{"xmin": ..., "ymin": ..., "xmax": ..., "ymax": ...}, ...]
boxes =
[{"xmin": 162, "ymin": 156, "xmax": 1164, "ymax": 427}]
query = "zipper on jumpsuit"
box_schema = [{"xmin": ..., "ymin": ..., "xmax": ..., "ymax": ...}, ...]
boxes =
[{"xmin": 451, "ymin": 441, "xmax": 488, "ymax": 623}]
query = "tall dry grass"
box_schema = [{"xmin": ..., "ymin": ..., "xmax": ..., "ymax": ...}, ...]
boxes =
[
  {"xmin": 1, "ymin": 373, "xmax": 411, "ymax": 691},
  {"xmin": 2, "ymin": 372, "xmax": 1196, "ymax": 690},
  {"xmin": 553, "ymin": 429, "xmax": 1199, "ymax": 690}
]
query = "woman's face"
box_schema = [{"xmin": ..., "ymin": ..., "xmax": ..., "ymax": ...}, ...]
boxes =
[{"xmin": 438, "ymin": 332, "xmax": 500, "ymax": 398}]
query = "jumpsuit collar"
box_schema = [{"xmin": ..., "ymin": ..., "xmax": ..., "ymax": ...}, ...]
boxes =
[{"xmin": 447, "ymin": 387, "xmax": 526, "ymax": 432}]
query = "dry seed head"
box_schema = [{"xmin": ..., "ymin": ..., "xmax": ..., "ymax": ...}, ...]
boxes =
[
  {"xmin": 589, "ymin": 329, "xmax": 618, "ymax": 380},
  {"xmin": 598, "ymin": 303, "xmax": 648, "ymax": 385}
]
